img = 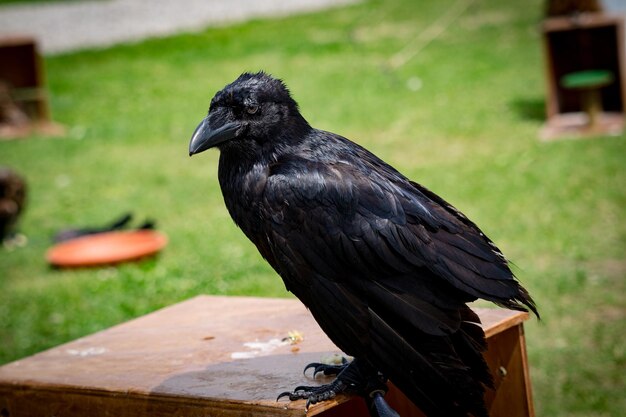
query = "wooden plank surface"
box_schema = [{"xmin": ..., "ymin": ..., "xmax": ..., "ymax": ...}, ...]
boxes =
[{"xmin": 0, "ymin": 295, "xmax": 528, "ymax": 416}]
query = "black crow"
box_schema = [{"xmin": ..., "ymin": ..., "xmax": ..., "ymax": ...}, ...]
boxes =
[{"xmin": 189, "ymin": 72, "xmax": 537, "ymax": 417}]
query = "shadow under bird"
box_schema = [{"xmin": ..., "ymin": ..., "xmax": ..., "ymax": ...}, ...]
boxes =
[{"xmin": 188, "ymin": 72, "xmax": 538, "ymax": 417}]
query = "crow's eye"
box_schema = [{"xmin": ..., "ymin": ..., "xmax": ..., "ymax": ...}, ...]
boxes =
[{"xmin": 246, "ymin": 104, "xmax": 259, "ymax": 115}]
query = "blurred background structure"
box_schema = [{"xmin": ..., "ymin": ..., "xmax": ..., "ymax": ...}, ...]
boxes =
[
  {"xmin": 0, "ymin": 36, "xmax": 64, "ymax": 137},
  {"xmin": 541, "ymin": 0, "xmax": 626, "ymax": 139}
]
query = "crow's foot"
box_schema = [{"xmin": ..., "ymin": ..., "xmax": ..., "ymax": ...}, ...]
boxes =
[
  {"xmin": 278, "ymin": 358, "xmax": 400, "ymax": 417},
  {"xmin": 277, "ymin": 378, "xmax": 348, "ymax": 409}
]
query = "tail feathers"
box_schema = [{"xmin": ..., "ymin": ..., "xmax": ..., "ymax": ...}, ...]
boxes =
[
  {"xmin": 368, "ymin": 307, "xmax": 490, "ymax": 417},
  {"xmin": 494, "ymin": 284, "xmax": 540, "ymax": 319}
]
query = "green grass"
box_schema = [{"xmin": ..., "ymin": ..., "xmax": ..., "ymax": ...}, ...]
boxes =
[{"xmin": 1, "ymin": 0, "xmax": 625, "ymax": 415}]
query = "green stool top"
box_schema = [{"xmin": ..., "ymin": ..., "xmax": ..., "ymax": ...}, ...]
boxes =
[{"xmin": 561, "ymin": 70, "xmax": 614, "ymax": 90}]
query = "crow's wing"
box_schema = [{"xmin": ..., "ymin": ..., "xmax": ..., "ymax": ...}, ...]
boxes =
[
  {"xmin": 260, "ymin": 154, "xmax": 534, "ymax": 313},
  {"xmin": 256, "ymin": 154, "xmax": 533, "ymax": 417}
]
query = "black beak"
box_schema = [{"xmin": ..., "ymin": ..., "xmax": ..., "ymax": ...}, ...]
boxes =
[{"xmin": 189, "ymin": 117, "xmax": 241, "ymax": 156}]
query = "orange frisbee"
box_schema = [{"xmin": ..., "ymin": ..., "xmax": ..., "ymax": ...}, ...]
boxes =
[{"xmin": 46, "ymin": 230, "xmax": 167, "ymax": 268}]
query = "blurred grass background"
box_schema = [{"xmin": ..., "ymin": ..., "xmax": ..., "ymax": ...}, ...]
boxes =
[{"xmin": 1, "ymin": 0, "xmax": 625, "ymax": 415}]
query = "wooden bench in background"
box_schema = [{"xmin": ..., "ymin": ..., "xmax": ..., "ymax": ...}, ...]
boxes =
[
  {"xmin": 0, "ymin": 36, "xmax": 64, "ymax": 138},
  {"xmin": 0, "ymin": 295, "xmax": 534, "ymax": 416}
]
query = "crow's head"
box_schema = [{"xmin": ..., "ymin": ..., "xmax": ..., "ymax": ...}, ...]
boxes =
[{"xmin": 189, "ymin": 72, "xmax": 306, "ymax": 156}]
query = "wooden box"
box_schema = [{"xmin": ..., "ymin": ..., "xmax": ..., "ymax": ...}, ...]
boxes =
[
  {"xmin": 0, "ymin": 36, "xmax": 63, "ymax": 138},
  {"xmin": 0, "ymin": 36, "xmax": 50, "ymax": 122},
  {"xmin": 540, "ymin": 13, "xmax": 626, "ymax": 138},
  {"xmin": 0, "ymin": 296, "xmax": 534, "ymax": 416}
]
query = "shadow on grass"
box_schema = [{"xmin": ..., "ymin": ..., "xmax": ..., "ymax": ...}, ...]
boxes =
[{"xmin": 510, "ymin": 97, "xmax": 546, "ymax": 121}]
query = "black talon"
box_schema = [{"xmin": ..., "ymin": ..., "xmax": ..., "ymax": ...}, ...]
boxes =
[
  {"xmin": 310, "ymin": 363, "xmax": 337, "ymax": 378},
  {"xmin": 303, "ymin": 362, "xmax": 323, "ymax": 376},
  {"xmin": 278, "ymin": 387, "xmax": 311, "ymax": 401},
  {"xmin": 303, "ymin": 357, "xmax": 350, "ymax": 378},
  {"xmin": 277, "ymin": 391, "xmax": 292, "ymax": 401},
  {"xmin": 278, "ymin": 359, "xmax": 400, "ymax": 417}
]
